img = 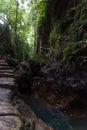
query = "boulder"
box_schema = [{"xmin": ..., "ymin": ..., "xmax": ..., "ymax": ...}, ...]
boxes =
[
  {"xmin": 29, "ymin": 60, "xmax": 42, "ymax": 77},
  {"xmin": 15, "ymin": 61, "xmax": 33, "ymax": 93},
  {"xmin": 6, "ymin": 57, "xmax": 20, "ymax": 68}
]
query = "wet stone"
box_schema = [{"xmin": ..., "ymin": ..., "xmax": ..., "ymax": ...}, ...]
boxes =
[
  {"xmin": 0, "ymin": 78, "xmax": 14, "ymax": 88},
  {"xmin": 0, "ymin": 70, "xmax": 14, "ymax": 74},
  {"xmin": 0, "ymin": 88, "xmax": 11, "ymax": 101},
  {"xmin": 0, "ymin": 106, "xmax": 20, "ymax": 116},
  {"xmin": 0, "ymin": 63, "xmax": 8, "ymax": 66},
  {"xmin": 0, "ymin": 116, "xmax": 23, "ymax": 130},
  {"xmin": 0, "ymin": 73, "xmax": 14, "ymax": 78},
  {"xmin": 0, "ymin": 60, "xmax": 6, "ymax": 63},
  {"xmin": 0, "ymin": 88, "xmax": 23, "ymax": 130},
  {"xmin": 0, "ymin": 88, "xmax": 11, "ymax": 95},
  {"xmin": 0, "ymin": 66, "xmax": 10, "ymax": 70}
]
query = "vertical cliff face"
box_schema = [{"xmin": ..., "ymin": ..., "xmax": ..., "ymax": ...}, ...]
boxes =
[
  {"xmin": 37, "ymin": 0, "xmax": 79, "ymax": 54},
  {"xmin": 33, "ymin": 0, "xmax": 87, "ymax": 112}
]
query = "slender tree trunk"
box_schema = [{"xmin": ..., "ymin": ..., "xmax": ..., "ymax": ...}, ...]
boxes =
[
  {"xmin": 14, "ymin": 0, "xmax": 19, "ymax": 58},
  {"xmin": 15, "ymin": 0, "xmax": 18, "ymax": 35}
]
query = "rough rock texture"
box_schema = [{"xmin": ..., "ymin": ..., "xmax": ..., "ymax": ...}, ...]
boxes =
[
  {"xmin": 0, "ymin": 58, "xmax": 24, "ymax": 130},
  {"xmin": 0, "ymin": 73, "xmax": 14, "ymax": 78},
  {"xmin": 15, "ymin": 61, "xmax": 33, "ymax": 93},
  {"xmin": 0, "ymin": 58, "xmax": 53, "ymax": 130},
  {"xmin": 6, "ymin": 57, "xmax": 20, "ymax": 68},
  {"xmin": 29, "ymin": 60, "xmax": 43, "ymax": 77},
  {"xmin": 12, "ymin": 95, "xmax": 54, "ymax": 130},
  {"xmin": 32, "ymin": 55, "xmax": 87, "ymax": 113},
  {"xmin": 0, "ymin": 78, "xmax": 14, "ymax": 88}
]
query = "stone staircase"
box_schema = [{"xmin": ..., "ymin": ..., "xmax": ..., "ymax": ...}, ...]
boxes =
[{"xmin": 0, "ymin": 57, "xmax": 23, "ymax": 130}]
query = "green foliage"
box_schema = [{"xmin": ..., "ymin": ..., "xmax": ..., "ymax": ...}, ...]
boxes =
[
  {"xmin": 62, "ymin": 41, "xmax": 87, "ymax": 72},
  {"xmin": 0, "ymin": 0, "xmax": 49, "ymax": 59},
  {"xmin": 49, "ymin": 22, "xmax": 62, "ymax": 48},
  {"xmin": 66, "ymin": 2, "xmax": 87, "ymax": 41},
  {"xmin": 36, "ymin": 0, "xmax": 47, "ymax": 33},
  {"xmin": 29, "ymin": 0, "xmax": 87, "ymax": 73},
  {"xmin": 83, "ymin": 33, "xmax": 87, "ymax": 40},
  {"xmin": 32, "ymin": 53, "xmax": 47, "ymax": 65},
  {"xmin": 48, "ymin": 1, "xmax": 87, "ymax": 68},
  {"xmin": 63, "ymin": 42, "xmax": 80, "ymax": 61},
  {"xmin": 0, "ymin": 0, "xmax": 34, "ymax": 59}
]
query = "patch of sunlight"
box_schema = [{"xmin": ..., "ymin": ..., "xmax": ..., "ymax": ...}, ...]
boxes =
[{"xmin": 0, "ymin": 20, "xmax": 4, "ymax": 24}]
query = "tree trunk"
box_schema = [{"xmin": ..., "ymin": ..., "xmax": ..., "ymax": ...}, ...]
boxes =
[{"xmin": 14, "ymin": 0, "xmax": 19, "ymax": 58}]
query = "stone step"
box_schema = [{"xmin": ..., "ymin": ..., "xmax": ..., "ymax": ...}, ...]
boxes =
[
  {"xmin": 0, "ymin": 73, "xmax": 14, "ymax": 78},
  {"xmin": 0, "ymin": 59, "xmax": 24, "ymax": 130},
  {"xmin": 0, "ymin": 66, "xmax": 11, "ymax": 70},
  {"xmin": 0, "ymin": 78, "xmax": 15, "ymax": 89},
  {"xmin": 0, "ymin": 59, "xmax": 6, "ymax": 63},
  {"xmin": 0, "ymin": 70, "xmax": 14, "ymax": 74},
  {"xmin": 0, "ymin": 88, "xmax": 23, "ymax": 130},
  {"xmin": 0, "ymin": 116, "xmax": 23, "ymax": 130},
  {"xmin": 0, "ymin": 57, "xmax": 5, "ymax": 60},
  {"xmin": 0, "ymin": 102, "xmax": 19, "ymax": 116},
  {"xmin": 0, "ymin": 63, "xmax": 8, "ymax": 66}
]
